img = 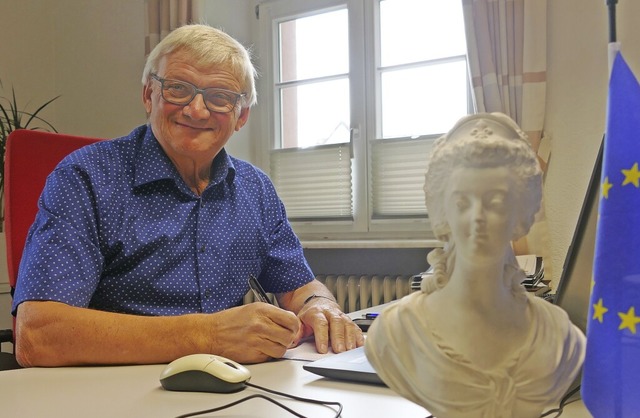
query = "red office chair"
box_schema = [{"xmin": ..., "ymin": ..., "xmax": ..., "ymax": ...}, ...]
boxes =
[{"xmin": 1, "ymin": 129, "xmax": 102, "ymax": 369}]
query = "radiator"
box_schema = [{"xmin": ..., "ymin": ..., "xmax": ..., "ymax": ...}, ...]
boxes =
[
  {"xmin": 243, "ymin": 274, "xmax": 418, "ymax": 313},
  {"xmin": 315, "ymin": 274, "xmax": 415, "ymax": 313}
]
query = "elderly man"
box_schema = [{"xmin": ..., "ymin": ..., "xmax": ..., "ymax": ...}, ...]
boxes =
[{"xmin": 12, "ymin": 24, "xmax": 363, "ymax": 367}]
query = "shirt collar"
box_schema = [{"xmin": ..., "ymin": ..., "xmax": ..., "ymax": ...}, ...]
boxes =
[{"xmin": 133, "ymin": 125, "xmax": 236, "ymax": 192}]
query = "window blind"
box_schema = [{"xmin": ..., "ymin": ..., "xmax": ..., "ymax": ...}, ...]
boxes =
[
  {"xmin": 371, "ymin": 137, "xmax": 436, "ymax": 218},
  {"xmin": 270, "ymin": 143, "xmax": 353, "ymax": 221}
]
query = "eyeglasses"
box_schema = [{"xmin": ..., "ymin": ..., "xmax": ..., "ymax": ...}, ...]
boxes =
[{"xmin": 150, "ymin": 74, "xmax": 246, "ymax": 114}]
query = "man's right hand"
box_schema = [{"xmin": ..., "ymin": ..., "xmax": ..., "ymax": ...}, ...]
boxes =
[{"xmin": 205, "ymin": 303, "xmax": 302, "ymax": 363}]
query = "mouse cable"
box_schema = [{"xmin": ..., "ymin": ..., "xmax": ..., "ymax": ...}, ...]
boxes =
[
  {"xmin": 539, "ymin": 385, "xmax": 582, "ymax": 418},
  {"xmin": 174, "ymin": 382, "xmax": 343, "ymax": 418},
  {"xmin": 247, "ymin": 382, "xmax": 343, "ymax": 417}
]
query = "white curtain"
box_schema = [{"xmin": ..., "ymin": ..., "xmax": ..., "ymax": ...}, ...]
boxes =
[
  {"xmin": 145, "ymin": 0, "xmax": 203, "ymax": 55},
  {"xmin": 462, "ymin": 0, "xmax": 547, "ymax": 154},
  {"xmin": 462, "ymin": 0, "xmax": 551, "ymax": 265}
]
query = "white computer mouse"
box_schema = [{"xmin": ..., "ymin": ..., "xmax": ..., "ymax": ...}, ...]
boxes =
[{"xmin": 160, "ymin": 354, "xmax": 251, "ymax": 393}]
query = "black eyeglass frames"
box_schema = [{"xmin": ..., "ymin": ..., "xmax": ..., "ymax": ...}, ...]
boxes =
[{"xmin": 150, "ymin": 73, "xmax": 246, "ymax": 114}]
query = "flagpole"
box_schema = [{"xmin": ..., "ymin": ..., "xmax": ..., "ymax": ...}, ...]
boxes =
[
  {"xmin": 607, "ymin": 0, "xmax": 620, "ymax": 71},
  {"xmin": 606, "ymin": 0, "xmax": 618, "ymax": 42}
]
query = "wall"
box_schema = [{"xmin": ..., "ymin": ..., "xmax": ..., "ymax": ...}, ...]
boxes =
[
  {"xmin": 545, "ymin": 0, "xmax": 640, "ymax": 287},
  {"xmin": 0, "ymin": 0, "xmax": 147, "ymax": 139},
  {"xmin": 0, "ymin": 0, "xmax": 639, "ymax": 328}
]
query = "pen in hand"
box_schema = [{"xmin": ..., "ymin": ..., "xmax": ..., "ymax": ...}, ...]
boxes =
[
  {"xmin": 249, "ymin": 274, "xmax": 300, "ymax": 349},
  {"xmin": 248, "ymin": 274, "xmax": 273, "ymax": 304}
]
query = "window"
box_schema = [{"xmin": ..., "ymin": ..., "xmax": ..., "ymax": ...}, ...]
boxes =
[{"xmin": 258, "ymin": 0, "xmax": 470, "ymax": 243}]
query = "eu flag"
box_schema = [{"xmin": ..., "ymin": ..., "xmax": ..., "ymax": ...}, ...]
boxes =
[{"xmin": 582, "ymin": 53, "xmax": 640, "ymax": 417}]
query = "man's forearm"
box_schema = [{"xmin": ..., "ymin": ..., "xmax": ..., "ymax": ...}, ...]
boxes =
[{"xmin": 15, "ymin": 301, "xmax": 207, "ymax": 367}]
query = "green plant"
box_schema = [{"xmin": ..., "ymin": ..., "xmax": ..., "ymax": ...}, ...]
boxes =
[{"xmin": 0, "ymin": 79, "xmax": 59, "ymax": 230}]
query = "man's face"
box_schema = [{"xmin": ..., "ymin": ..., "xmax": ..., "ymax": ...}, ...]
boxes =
[{"xmin": 142, "ymin": 50, "xmax": 250, "ymax": 166}]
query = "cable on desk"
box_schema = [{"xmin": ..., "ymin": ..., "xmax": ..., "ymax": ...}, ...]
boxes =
[
  {"xmin": 540, "ymin": 385, "xmax": 582, "ymax": 418},
  {"xmin": 174, "ymin": 382, "xmax": 343, "ymax": 418}
]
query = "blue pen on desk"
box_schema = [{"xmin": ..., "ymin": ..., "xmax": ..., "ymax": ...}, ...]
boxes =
[
  {"xmin": 248, "ymin": 274, "xmax": 272, "ymax": 304},
  {"xmin": 364, "ymin": 312, "xmax": 379, "ymax": 319}
]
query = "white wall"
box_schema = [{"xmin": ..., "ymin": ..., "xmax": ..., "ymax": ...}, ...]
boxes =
[
  {"xmin": 0, "ymin": 0, "xmax": 639, "ymax": 327},
  {"xmin": 545, "ymin": 0, "xmax": 640, "ymax": 286},
  {"xmin": 0, "ymin": 0, "xmax": 147, "ymax": 139}
]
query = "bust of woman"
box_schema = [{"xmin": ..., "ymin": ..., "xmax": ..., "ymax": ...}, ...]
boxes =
[{"xmin": 365, "ymin": 113, "xmax": 585, "ymax": 418}]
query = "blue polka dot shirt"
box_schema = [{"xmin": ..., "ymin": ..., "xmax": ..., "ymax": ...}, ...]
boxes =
[{"xmin": 12, "ymin": 125, "xmax": 315, "ymax": 316}]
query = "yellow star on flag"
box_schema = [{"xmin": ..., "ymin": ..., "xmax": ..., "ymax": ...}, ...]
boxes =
[
  {"xmin": 618, "ymin": 306, "xmax": 640, "ymax": 334},
  {"xmin": 621, "ymin": 162, "xmax": 640, "ymax": 187},
  {"xmin": 592, "ymin": 298, "xmax": 608, "ymax": 323},
  {"xmin": 601, "ymin": 177, "xmax": 613, "ymax": 199}
]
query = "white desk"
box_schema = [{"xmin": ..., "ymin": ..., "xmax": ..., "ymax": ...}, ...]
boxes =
[
  {"xmin": 0, "ymin": 359, "xmax": 594, "ymax": 418},
  {"xmin": 0, "ymin": 360, "xmax": 428, "ymax": 417},
  {"xmin": 0, "ymin": 352, "xmax": 594, "ymax": 418},
  {"xmin": 0, "ymin": 303, "xmax": 593, "ymax": 417}
]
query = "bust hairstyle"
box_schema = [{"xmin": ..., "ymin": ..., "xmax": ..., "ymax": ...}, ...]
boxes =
[
  {"xmin": 141, "ymin": 24, "xmax": 257, "ymax": 108},
  {"xmin": 423, "ymin": 112, "xmax": 543, "ymax": 291},
  {"xmin": 425, "ymin": 112, "xmax": 542, "ymax": 241}
]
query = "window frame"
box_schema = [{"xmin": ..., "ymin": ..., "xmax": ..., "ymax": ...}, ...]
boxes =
[{"xmin": 257, "ymin": 0, "xmax": 470, "ymax": 245}]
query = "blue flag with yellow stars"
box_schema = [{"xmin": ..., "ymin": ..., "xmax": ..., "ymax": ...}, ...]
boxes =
[{"xmin": 581, "ymin": 52, "xmax": 640, "ymax": 417}]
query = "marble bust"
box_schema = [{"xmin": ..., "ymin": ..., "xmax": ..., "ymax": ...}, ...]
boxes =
[{"xmin": 365, "ymin": 113, "xmax": 585, "ymax": 418}]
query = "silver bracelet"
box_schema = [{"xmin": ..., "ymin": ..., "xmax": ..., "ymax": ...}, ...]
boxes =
[{"xmin": 302, "ymin": 293, "xmax": 335, "ymax": 306}]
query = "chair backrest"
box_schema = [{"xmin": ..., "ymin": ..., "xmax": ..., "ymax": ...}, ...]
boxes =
[{"xmin": 4, "ymin": 129, "xmax": 103, "ymax": 291}]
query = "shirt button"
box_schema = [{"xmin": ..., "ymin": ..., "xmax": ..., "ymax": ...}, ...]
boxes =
[
  {"xmin": 205, "ymin": 289, "xmax": 212, "ymax": 298},
  {"xmin": 199, "ymin": 244, "xmax": 206, "ymax": 253}
]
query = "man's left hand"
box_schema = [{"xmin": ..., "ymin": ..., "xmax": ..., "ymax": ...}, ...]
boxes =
[{"xmin": 296, "ymin": 297, "xmax": 365, "ymax": 354}]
